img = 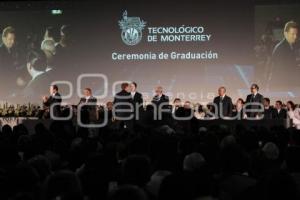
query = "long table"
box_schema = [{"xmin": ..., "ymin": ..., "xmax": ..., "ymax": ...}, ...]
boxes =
[
  {"xmin": 196, "ymin": 119, "xmax": 291, "ymax": 129},
  {"xmin": 0, "ymin": 117, "xmax": 292, "ymax": 133}
]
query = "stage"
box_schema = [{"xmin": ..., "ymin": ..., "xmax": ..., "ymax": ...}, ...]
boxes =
[{"xmin": 0, "ymin": 117, "xmax": 291, "ymax": 134}]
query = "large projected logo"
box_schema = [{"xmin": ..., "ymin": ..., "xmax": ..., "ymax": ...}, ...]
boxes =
[
  {"xmin": 113, "ymin": 10, "xmax": 217, "ymax": 61},
  {"xmin": 118, "ymin": 10, "xmax": 146, "ymax": 46}
]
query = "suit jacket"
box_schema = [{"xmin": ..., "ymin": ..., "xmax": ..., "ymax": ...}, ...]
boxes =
[
  {"xmin": 0, "ymin": 44, "xmax": 19, "ymax": 96},
  {"xmin": 0, "ymin": 44, "xmax": 18, "ymax": 73},
  {"xmin": 132, "ymin": 91, "xmax": 143, "ymax": 116},
  {"xmin": 271, "ymin": 39, "xmax": 298, "ymax": 87},
  {"xmin": 213, "ymin": 95, "xmax": 233, "ymax": 117},
  {"xmin": 151, "ymin": 94, "xmax": 171, "ymax": 123},
  {"xmin": 132, "ymin": 91, "xmax": 143, "ymax": 105},
  {"xmin": 232, "ymin": 108, "xmax": 245, "ymax": 119},
  {"xmin": 23, "ymin": 69, "xmax": 55, "ymax": 103},
  {"xmin": 245, "ymin": 93, "xmax": 264, "ymax": 117},
  {"xmin": 78, "ymin": 96, "xmax": 97, "ymax": 106},
  {"xmin": 263, "ymin": 107, "xmax": 275, "ymax": 119},
  {"xmin": 151, "ymin": 94, "xmax": 170, "ymax": 109},
  {"xmin": 43, "ymin": 92, "xmax": 62, "ymax": 118},
  {"xmin": 272, "ymin": 108, "xmax": 287, "ymax": 119},
  {"xmin": 78, "ymin": 96, "xmax": 98, "ymax": 122},
  {"xmin": 113, "ymin": 90, "xmax": 133, "ymax": 119}
]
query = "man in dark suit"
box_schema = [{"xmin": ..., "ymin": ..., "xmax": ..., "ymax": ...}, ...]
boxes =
[
  {"xmin": 42, "ymin": 85, "xmax": 62, "ymax": 119},
  {"xmin": 172, "ymin": 98, "xmax": 184, "ymax": 116},
  {"xmin": 130, "ymin": 81, "xmax": 143, "ymax": 105},
  {"xmin": 0, "ymin": 26, "xmax": 17, "ymax": 73},
  {"xmin": 152, "ymin": 86, "xmax": 170, "ymax": 109},
  {"xmin": 213, "ymin": 86, "xmax": 233, "ymax": 118},
  {"xmin": 130, "ymin": 81, "xmax": 143, "ymax": 116},
  {"xmin": 22, "ymin": 50, "xmax": 54, "ymax": 102},
  {"xmin": 78, "ymin": 88, "xmax": 97, "ymax": 124},
  {"xmin": 272, "ymin": 100, "xmax": 287, "ymax": 119},
  {"xmin": 130, "ymin": 81, "xmax": 144, "ymax": 131},
  {"xmin": 263, "ymin": 98, "xmax": 275, "ymax": 119},
  {"xmin": 271, "ymin": 21, "xmax": 299, "ymax": 89},
  {"xmin": 0, "ymin": 26, "xmax": 19, "ymax": 97},
  {"xmin": 113, "ymin": 82, "xmax": 134, "ymax": 131},
  {"xmin": 151, "ymin": 86, "xmax": 171, "ymax": 122},
  {"xmin": 245, "ymin": 83, "xmax": 264, "ymax": 118}
]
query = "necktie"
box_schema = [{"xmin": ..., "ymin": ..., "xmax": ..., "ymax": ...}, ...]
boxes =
[{"xmin": 251, "ymin": 94, "xmax": 255, "ymax": 102}]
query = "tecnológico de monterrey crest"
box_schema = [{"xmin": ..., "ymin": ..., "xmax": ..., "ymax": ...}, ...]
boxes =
[{"xmin": 118, "ymin": 10, "xmax": 146, "ymax": 46}]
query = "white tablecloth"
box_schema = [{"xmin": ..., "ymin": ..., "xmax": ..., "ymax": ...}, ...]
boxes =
[{"xmin": 0, "ymin": 117, "xmax": 38, "ymax": 129}]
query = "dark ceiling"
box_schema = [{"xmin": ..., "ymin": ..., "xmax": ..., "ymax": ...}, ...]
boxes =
[{"xmin": 0, "ymin": 0, "xmax": 299, "ymax": 10}]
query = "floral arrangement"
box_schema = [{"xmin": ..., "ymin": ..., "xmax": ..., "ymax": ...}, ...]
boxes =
[{"xmin": 0, "ymin": 103, "xmax": 41, "ymax": 117}]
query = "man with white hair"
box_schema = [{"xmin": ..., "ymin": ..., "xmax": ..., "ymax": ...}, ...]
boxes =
[
  {"xmin": 213, "ymin": 86, "xmax": 233, "ymax": 118},
  {"xmin": 151, "ymin": 86, "xmax": 170, "ymax": 109},
  {"xmin": 151, "ymin": 86, "xmax": 171, "ymax": 123}
]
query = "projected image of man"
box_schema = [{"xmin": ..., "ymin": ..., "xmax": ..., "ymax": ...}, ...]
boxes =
[
  {"xmin": 271, "ymin": 21, "xmax": 299, "ymax": 89},
  {"xmin": 22, "ymin": 51, "xmax": 53, "ymax": 102},
  {"xmin": 0, "ymin": 26, "xmax": 17, "ymax": 73}
]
